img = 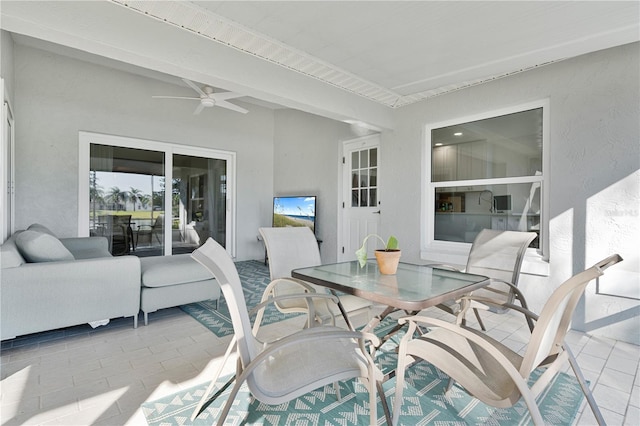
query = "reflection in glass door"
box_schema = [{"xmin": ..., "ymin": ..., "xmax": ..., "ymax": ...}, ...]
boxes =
[
  {"xmin": 172, "ymin": 154, "xmax": 227, "ymax": 253},
  {"xmin": 83, "ymin": 133, "xmax": 235, "ymax": 257},
  {"xmin": 89, "ymin": 144, "xmax": 165, "ymax": 255}
]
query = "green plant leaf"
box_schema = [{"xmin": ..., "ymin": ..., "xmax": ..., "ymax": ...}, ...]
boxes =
[
  {"xmin": 355, "ymin": 234, "xmax": 397, "ymax": 267},
  {"xmin": 355, "ymin": 244, "xmax": 368, "ymax": 267},
  {"xmin": 386, "ymin": 236, "xmax": 398, "ymax": 250}
]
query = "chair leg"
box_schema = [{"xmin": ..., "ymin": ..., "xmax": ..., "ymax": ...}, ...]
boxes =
[
  {"xmin": 215, "ymin": 379, "xmax": 244, "ymax": 426},
  {"xmin": 473, "ymin": 308, "xmax": 487, "ymax": 331},
  {"xmin": 144, "ymin": 312, "xmax": 149, "ymax": 326},
  {"xmin": 377, "ymin": 380, "xmax": 391, "ymax": 425},
  {"xmin": 565, "ymin": 345, "xmax": 605, "ymax": 426},
  {"xmin": 445, "ymin": 377, "xmax": 455, "ymax": 392},
  {"xmin": 392, "ymin": 339, "xmax": 409, "ymax": 425},
  {"xmin": 333, "ymin": 382, "xmax": 342, "ymax": 400},
  {"xmin": 191, "ymin": 336, "xmax": 238, "ymax": 421}
]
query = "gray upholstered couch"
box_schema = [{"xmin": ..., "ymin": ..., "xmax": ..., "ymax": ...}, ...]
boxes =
[
  {"xmin": 1, "ymin": 224, "xmax": 141, "ymax": 340},
  {"xmin": 1, "ymin": 224, "xmax": 222, "ymax": 340}
]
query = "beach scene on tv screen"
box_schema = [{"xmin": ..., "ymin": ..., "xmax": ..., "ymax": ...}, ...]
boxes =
[{"xmin": 273, "ymin": 196, "xmax": 315, "ymax": 232}]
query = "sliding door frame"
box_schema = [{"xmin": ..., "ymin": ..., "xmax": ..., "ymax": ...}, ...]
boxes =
[{"xmin": 78, "ymin": 131, "xmax": 236, "ymax": 256}]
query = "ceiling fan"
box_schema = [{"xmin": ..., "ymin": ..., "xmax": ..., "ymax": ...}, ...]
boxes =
[{"xmin": 152, "ymin": 78, "xmax": 248, "ymax": 115}]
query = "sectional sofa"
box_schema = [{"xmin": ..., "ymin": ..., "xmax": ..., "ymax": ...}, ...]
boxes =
[{"xmin": 1, "ymin": 224, "xmax": 220, "ymax": 340}]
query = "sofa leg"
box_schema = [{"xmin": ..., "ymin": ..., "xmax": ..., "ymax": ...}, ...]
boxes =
[
  {"xmin": 144, "ymin": 312, "xmax": 149, "ymax": 326},
  {"xmin": 133, "ymin": 315, "xmax": 138, "ymax": 329}
]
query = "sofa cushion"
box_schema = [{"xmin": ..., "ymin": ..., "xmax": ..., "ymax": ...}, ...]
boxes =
[
  {"xmin": 27, "ymin": 223, "xmax": 57, "ymax": 236},
  {"xmin": 140, "ymin": 254, "xmax": 213, "ymax": 288},
  {"xmin": 1, "ymin": 232, "xmax": 26, "ymax": 268},
  {"xmin": 15, "ymin": 230, "xmax": 75, "ymax": 263}
]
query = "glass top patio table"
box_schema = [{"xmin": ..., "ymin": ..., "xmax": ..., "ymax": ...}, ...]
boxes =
[{"xmin": 292, "ymin": 260, "xmax": 489, "ymax": 312}]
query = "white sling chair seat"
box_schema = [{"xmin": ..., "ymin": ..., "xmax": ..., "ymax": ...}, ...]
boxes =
[{"xmin": 190, "ymin": 238, "xmax": 382, "ymax": 425}]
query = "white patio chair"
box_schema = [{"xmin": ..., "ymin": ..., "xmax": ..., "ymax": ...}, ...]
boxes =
[
  {"xmin": 392, "ymin": 254, "xmax": 623, "ymax": 426},
  {"xmin": 258, "ymin": 226, "xmax": 373, "ymax": 328},
  {"xmin": 190, "ymin": 237, "xmax": 382, "ymax": 425},
  {"xmin": 435, "ymin": 229, "xmax": 537, "ymax": 331}
]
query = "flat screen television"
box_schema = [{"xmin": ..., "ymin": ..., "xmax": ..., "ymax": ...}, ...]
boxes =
[{"xmin": 273, "ymin": 196, "xmax": 316, "ymax": 234}]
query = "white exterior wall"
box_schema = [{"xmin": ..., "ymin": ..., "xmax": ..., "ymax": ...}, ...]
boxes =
[
  {"xmin": 12, "ymin": 43, "xmax": 274, "ymax": 261},
  {"xmin": 385, "ymin": 42, "xmax": 639, "ymax": 344},
  {"xmin": 272, "ymin": 109, "xmax": 367, "ymax": 264}
]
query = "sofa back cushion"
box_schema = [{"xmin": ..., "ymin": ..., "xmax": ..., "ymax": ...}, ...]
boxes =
[
  {"xmin": 1, "ymin": 233, "xmax": 25, "ymax": 268},
  {"xmin": 27, "ymin": 223, "xmax": 57, "ymax": 236},
  {"xmin": 15, "ymin": 230, "xmax": 75, "ymax": 263}
]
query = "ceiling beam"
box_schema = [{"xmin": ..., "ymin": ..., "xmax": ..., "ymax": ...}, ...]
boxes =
[{"xmin": 1, "ymin": 1, "xmax": 394, "ymax": 130}]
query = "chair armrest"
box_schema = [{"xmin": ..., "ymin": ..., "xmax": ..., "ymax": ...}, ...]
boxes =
[
  {"xmin": 396, "ymin": 316, "xmax": 529, "ymax": 388},
  {"xmin": 457, "ymin": 293, "xmax": 539, "ymax": 326},
  {"xmin": 250, "ymin": 292, "xmax": 341, "ymax": 339},
  {"xmin": 250, "ymin": 292, "xmax": 340, "ymax": 316},
  {"xmin": 252, "ymin": 277, "xmax": 324, "ymax": 334}
]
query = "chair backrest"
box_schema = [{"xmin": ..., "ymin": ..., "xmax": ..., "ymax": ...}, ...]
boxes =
[
  {"xmin": 466, "ymin": 229, "xmax": 537, "ymax": 286},
  {"xmin": 521, "ymin": 254, "xmax": 623, "ymax": 375},
  {"xmin": 152, "ymin": 214, "xmax": 164, "ymax": 229},
  {"xmin": 113, "ymin": 215, "xmax": 132, "ymax": 233},
  {"xmin": 259, "ymin": 227, "xmax": 321, "ymax": 280},
  {"xmin": 191, "ymin": 238, "xmax": 258, "ymax": 366}
]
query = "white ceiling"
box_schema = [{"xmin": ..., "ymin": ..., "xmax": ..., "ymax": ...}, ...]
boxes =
[{"xmin": 2, "ymin": 1, "xmax": 639, "ymax": 128}]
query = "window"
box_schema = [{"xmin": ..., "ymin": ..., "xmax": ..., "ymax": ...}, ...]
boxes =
[
  {"xmin": 423, "ymin": 101, "xmax": 548, "ymax": 262},
  {"xmin": 351, "ymin": 147, "xmax": 378, "ymax": 207},
  {"xmin": 79, "ymin": 132, "xmax": 236, "ymax": 257}
]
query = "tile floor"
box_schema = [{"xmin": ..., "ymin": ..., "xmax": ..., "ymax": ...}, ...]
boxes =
[{"xmin": 1, "ymin": 304, "xmax": 639, "ymax": 425}]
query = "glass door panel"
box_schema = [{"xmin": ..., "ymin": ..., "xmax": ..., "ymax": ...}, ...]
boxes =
[
  {"xmin": 172, "ymin": 154, "xmax": 227, "ymax": 253},
  {"xmin": 89, "ymin": 144, "xmax": 165, "ymax": 255}
]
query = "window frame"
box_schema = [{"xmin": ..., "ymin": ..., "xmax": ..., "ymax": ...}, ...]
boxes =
[
  {"xmin": 78, "ymin": 131, "xmax": 237, "ymax": 257},
  {"xmin": 421, "ymin": 100, "xmax": 550, "ymax": 269}
]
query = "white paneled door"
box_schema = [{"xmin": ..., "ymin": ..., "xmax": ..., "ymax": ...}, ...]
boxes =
[{"xmin": 339, "ymin": 135, "xmax": 381, "ymax": 261}]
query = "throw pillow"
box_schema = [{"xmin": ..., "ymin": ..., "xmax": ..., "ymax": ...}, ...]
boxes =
[
  {"xmin": 27, "ymin": 223, "xmax": 57, "ymax": 237},
  {"xmin": 15, "ymin": 230, "xmax": 75, "ymax": 263}
]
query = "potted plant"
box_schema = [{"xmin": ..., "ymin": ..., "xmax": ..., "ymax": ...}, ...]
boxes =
[{"xmin": 355, "ymin": 234, "xmax": 401, "ymax": 275}]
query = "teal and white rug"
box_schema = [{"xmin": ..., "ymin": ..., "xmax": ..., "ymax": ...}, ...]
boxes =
[
  {"xmin": 161, "ymin": 260, "xmax": 584, "ymax": 425},
  {"xmin": 180, "ymin": 260, "xmax": 298, "ymax": 337},
  {"xmin": 141, "ymin": 362, "xmax": 584, "ymax": 425}
]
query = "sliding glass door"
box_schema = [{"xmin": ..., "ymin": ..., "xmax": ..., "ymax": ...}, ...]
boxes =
[
  {"xmin": 89, "ymin": 144, "xmax": 165, "ymax": 255},
  {"xmin": 171, "ymin": 154, "xmax": 227, "ymax": 254},
  {"xmin": 80, "ymin": 132, "xmax": 235, "ymax": 257}
]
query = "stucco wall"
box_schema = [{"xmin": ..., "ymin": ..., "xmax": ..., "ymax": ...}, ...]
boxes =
[
  {"xmin": 386, "ymin": 42, "xmax": 639, "ymax": 344},
  {"xmin": 272, "ymin": 109, "xmax": 365, "ymax": 264},
  {"xmin": 1, "ymin": 30, "xmax": 15, "ymax": 103},
  {"xmin": 13, "ymin": 43, "xmax": 274, "ymax": 261}
]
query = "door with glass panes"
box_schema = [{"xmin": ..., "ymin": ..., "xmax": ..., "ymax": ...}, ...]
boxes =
[{"xmin": 340, "ymin": 135, "xmax": 380, "ymax": 261}]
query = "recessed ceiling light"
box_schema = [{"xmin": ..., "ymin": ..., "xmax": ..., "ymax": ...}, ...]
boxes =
[
  {"xmin": 435, "ymin": 143, "xmax": 443, "ymax": 146},
  {"xmin": 454, "ymin": 132, "xmax": 463, "ymax": 136}
]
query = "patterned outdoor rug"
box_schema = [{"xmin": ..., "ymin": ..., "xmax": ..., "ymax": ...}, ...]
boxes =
[
  {"xmin": 180, "ymin": 260, "xmax": 297, "ymax": 337},
  {"xmin": 142, "ymin": 361, "xmax": 584, "ymax": 425},
  {"xmin": 165, "ymin": 260, "xmax": 584, "ymax": 425}
]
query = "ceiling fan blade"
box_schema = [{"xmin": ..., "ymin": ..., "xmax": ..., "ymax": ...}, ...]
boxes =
[
  {"xmin": 193, "ymin": 103, "xmax": 206, "ymax": 115},
  {"xmin": 211, "ymin": 92, "xmax": 244, "ymax": 101},
  {"xmin": 182, "ymin": 78, "xmax": 208, "ymax": 97},
  {"xmin": 152, "ymin": 96, "xmax": 200, "ymax": 100},
  {"xmin": 216, "ymin": 101, "xmax": 249, "ymax": 114}
]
